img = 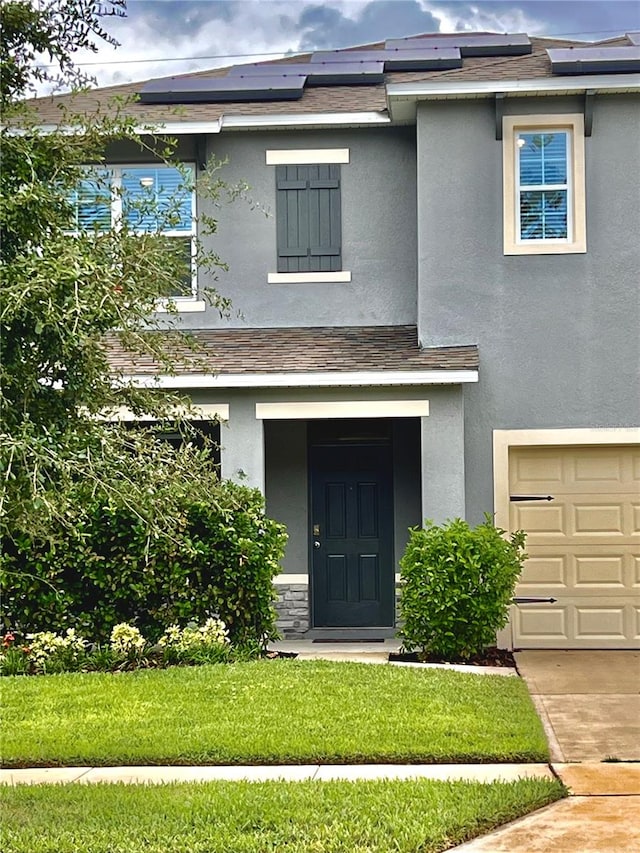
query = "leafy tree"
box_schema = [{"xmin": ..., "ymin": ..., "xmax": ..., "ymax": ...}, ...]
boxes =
[{"xmin": 0, "ymin": 1, "xmax": 234, "ymax": 544}]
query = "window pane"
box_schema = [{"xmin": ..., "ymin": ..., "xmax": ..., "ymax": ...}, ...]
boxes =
[
  {"xmin": 519, "ymin": 132, "xmax": 567, "ymax": 186},
  {"xmin": 73, "ymin": 171, "xmax": 111, "ymax": 230},
  {"xmin": 159, "ymin": 236, "xmax": 194, "ymax": 298},
  {"xmin": 520, "ymin": 190, "xmax": 568, "ymax": 240},
  {"xmin": 122, "ymin": 167, "xmax": 193, "ymax": 232}
]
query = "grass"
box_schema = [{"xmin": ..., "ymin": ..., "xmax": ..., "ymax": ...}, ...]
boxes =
[
  {"xmin": 1, "ymin": 659, "xmax": 549, "ymax": 766},
  {"xmin": 0, "ymin": 778, "xmax": 566, "ymax": 853}
]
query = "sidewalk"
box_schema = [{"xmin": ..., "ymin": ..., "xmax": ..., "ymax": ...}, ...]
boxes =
[{"xmin": 0, "ymin": 762, "xmax": 554, "ymax": 785}]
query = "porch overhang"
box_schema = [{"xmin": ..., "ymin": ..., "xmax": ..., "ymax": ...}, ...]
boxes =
[{"xmin": 109, "ymin": 325, "xmax": 480, "ymax": 388}]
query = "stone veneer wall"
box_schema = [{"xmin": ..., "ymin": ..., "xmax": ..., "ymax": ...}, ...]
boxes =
[{"xmin": 274, "ymin": 584, "xmax": 310, "ymax": 638}]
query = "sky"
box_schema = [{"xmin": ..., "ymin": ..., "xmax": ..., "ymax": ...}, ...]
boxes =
[{"xmin": 43, "ymin": 0, "xmax": 640, "ymax": 91}]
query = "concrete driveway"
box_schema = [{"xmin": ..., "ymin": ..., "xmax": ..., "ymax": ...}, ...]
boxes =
[
  {"xmin": 514, "ymin": 650, "xmax": 640, "ymax": 762},
  {"xmin": 452, "ymin": 652, "xmax": 640, "ymax": 853}
]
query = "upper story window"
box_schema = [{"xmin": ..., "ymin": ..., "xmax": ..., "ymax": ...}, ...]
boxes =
[
  {"xmin": 70, "ymin": 164, "xmax": 201, "ymax": 306},
  {"xmin": 502, "ymin": 115, "xmax": 586, "ymax": 255},
  {"xmin": 265, "ymin": 149, "xmax": 351, "ymax": 284}
]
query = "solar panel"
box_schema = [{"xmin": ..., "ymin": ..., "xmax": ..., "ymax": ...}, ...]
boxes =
[
  {"xmin": 382, "ymin": 47, "xmax": 462, "ymax": 70},
  {"xmin": 548, "ymin": 46, "xmax": 640, "ymax": 74},
  {"xmin": 627, "ymin": 32, "xmax": 640, "ymax": 45},
  {"xmin": 228, "ymin": 63, "xmax": 309, "ymax": 75},
  {"xmin": 229, "ymin": 61, "xmax": 385, "ymax": 85},
  {"xmin": 139, "ymin": 75, "xmax": 306, "ymax": 104},
  {"xmin": 312, "ymin": 48, "xmax": 462, "ymax": 71},
  {"xmin": 386, "ymin": 33, "xmax": 532, "ymax": 57}
]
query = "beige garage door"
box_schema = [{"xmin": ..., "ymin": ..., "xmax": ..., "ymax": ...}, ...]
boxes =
[{"xmin": 510, "ymin": 445, "xmax": 640, "ymax": 649}]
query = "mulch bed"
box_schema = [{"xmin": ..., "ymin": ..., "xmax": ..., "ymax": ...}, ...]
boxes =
[{"xmin": 388, "ymin": 647, "xmax": 517, "ymax": 668}]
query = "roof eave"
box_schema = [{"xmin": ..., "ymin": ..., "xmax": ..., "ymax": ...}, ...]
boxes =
[
  {"xmin": 125, "ymin": 369, "xmax": 480, "ymax": 389},
  {"xmin": 386, "ymin": 73, "xmax": 640, "ymax": 121}
]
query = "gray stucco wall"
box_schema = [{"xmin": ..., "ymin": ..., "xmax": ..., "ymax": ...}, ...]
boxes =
[
  {"xmin": 416, "ymin": 95, "xmax": 640, "ymax": 523},
  {"xmin": 186, "ymin": 126, "xmax": 417, "ymax": 329}
]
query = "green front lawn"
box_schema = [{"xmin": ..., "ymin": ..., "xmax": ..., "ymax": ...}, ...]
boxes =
[
  {"xmin": 0, "ymin": 778, "xmax": 566, "ymax": 853},
  {"xmin": 2, "ymin": 660, "xmax": 548, "ymax": 766}
]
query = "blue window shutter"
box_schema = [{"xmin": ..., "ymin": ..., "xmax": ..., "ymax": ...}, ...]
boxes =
[{"xmin": 276, "ymin": 164, "xmax": 341, "ymax": 273}]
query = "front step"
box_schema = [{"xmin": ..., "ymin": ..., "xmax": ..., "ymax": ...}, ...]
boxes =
[{"xmin": 269, "ymin": 639, "xmax": 402, "ymax": 663}]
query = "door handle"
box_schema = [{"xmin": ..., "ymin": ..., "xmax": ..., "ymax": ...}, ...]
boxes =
[{"xmin": 314, "ymin": 540, "xmax": 321, "ymax": 549}]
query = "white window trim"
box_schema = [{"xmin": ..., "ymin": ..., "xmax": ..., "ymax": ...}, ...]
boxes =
[
  {"xmin": 503, "ymin": 114, "xmax": 586, "ymax": 255},
  {"xmin": 267, "ymin": 271, "xmax": 351, "ymax": 284},
  {"xmin": 266, "ymin": 148, "xmax": 350, "ymax": 165},
  {"xmin": 75, "ymin": 163, "xmax": 200, "ymax": 309}
]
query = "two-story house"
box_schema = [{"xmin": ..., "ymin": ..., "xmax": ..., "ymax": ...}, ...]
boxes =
[{"xmin": 36, "ymin": 31, "xmax": 640, "ymax": 649}]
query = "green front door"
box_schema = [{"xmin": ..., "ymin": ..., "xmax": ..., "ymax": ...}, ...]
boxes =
[{"xmin": 310, "ymin": 443, "xmax": 394, "ymax": 628}]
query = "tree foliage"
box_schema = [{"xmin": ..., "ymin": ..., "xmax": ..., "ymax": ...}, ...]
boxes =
[{"xmin": 0, "ymin": 0, "xmax": 242, "ymax": 545}]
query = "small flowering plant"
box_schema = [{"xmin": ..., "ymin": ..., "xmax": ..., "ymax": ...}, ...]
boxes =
[
  {"xmin": 10, "ymin": 628, "xmax": 88, "ymax": 674},
  {"xmin": 1, "ymin": 617, "xmax": 239, "ymax": 676},
  {"xmin": 109, "ymin": 623, "xmax": 146, "ymax": 657},
  {"xmin": 158, "ymin": 617, "xmax": 230, "ymax": 665}
]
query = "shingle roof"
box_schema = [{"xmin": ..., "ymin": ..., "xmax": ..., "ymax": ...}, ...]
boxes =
[
  {"xmin": 29, "ymin": 32, "xmax": 636, "ymax": 126},
  {"xmin": 107, "ymin": 326, "xmax": 479, "ymax": 376}
]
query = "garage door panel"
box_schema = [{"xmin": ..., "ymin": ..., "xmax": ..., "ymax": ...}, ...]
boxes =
[
  {"xmin": 514, "ymin": 601, "xmax": 637, "ymax": 649},
  {"xmin": 574, "ymin": 555, "xmax": 626, "ymax": 588},
  {"xmin": 515, "ymin": 605, "xmax": 568, "ymax": 645},
  {"xmin": 510, "ymin": 445, "xmax": 639, "ymax": 649},
  {"xmin": 519, "ymin": 555, "xmax": 567, "ymax": 587},
  {"xmin": 518, "ymin": 550, "xmax": 635, "ymax": 597},
  {"xmin": 513, "ymin": 453, "xmax": 563, "ymax": 484},
  {"xmin": 512, "ymin": 504, "xmax": 564, "ymax": 535},
  {"xmin": 573, "ymin": 503, "xmax": 624, "ymax": 535},
  {"xmin": 575, "ymin": 605, "xmax": 626, "ymax": 641}
]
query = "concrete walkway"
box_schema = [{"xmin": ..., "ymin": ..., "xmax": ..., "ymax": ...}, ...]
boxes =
[
  {"xmin": 452, "ymin": 650, "xmax": 640, "ymax": 853},
  {"xmin": 270, "ymin": 640, "xmax": 519, "ymax": 675}
]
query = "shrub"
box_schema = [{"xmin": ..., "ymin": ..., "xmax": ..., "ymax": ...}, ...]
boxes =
[
  {"xmin": 1, "ymin": 479, "xmax": 287, "ymax": 647},
  {"xmin": 399, "ymin": 516, "xmax": 526, "ymax": 660}
]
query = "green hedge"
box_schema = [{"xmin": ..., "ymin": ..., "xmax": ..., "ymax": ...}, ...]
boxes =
[
  {"xmin": 399, "ymin": 517, "xmax": 526, "ymax": 660},
  {"xmin": 1, "ymin": 480, "xmax": 287, "ymax": 646}
]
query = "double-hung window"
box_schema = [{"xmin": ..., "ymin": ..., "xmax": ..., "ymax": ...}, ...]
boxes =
[
  {"xmin": 503, "ymin": 115, "xmax": 586, "ymax": 255},
  {"xmin": 70, "ymin": 164, "xmax": 200, "ymax": 305},
  {"xmin": 266, "ymin": 149, "xmax": 351, "ymax": 283}
]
